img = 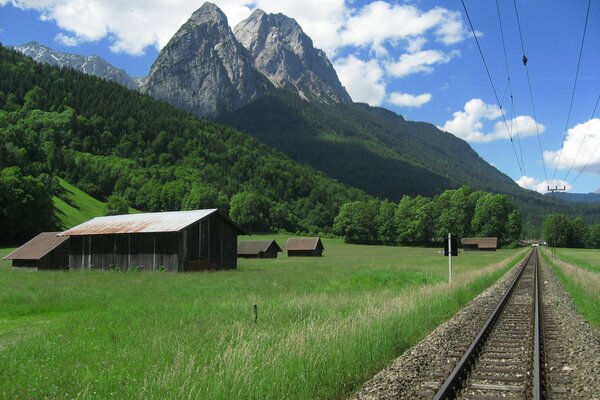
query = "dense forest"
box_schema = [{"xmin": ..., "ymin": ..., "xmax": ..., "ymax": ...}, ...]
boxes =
[
  {"xmin": 0, "ymin": 46, "xmax": 367, "ymax": 243},
  {"xmin": 221, "ymin": 92, "xmax": 600, "ymax": 236},
  {"xmin": 333, "ymin": 186, "xmax": 522, "ymax": 246}
]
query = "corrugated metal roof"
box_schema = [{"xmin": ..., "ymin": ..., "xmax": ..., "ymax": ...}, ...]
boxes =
[
  {"xmin": 237, "ymin": 240, "xmax": 282, "ymax": 255},
  {"xmin": 461, "ymin": 237, "xmax": 498, "ymax": 249},
  {"xmin": 60, "ymin": 209, "xmax": 220, "ymax": 236},
  {"xmin": 284, "ymin": 237, "xmax": 323, "ymax": 251},
  {"xmin": 3, "ymin": 232, "xmax": 69, "ymax": 260}
]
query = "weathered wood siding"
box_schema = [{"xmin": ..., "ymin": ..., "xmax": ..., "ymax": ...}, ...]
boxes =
[
  {"xmin": 12, "ymin": 241, "xmax": 69, "ymax": 270},
  {"xmin": 287, "ymin": 249, "xmax": 323, "ymax": 257},
  {"xmin": 184, "ymin": 213, "xmax": 237, "ymax": 270},
  {"xmin": 69, "ymin": 233, "xmax": 180, "ymax": 271},
  {"xmin": 68, "ymin": 213, "xmax": 238, "ymax": 271}
]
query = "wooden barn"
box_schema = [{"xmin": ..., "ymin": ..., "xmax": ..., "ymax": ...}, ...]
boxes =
[
  {"xmin": 59, "ymin": 209, "xmax": 244, "ymax": 272},
  {"xmin": 461, "ymin": 237, "xmax": 498, "ymax": 251},
  {"xmin": 3, "ymin": 232, "xmax": 69, "ymax": 270},
  {"xmin": 237, "ymin": 240, "xmax": 282, "ymax": 258},
  {"xmin": 284, "ymin": 237, "xmax": 324, "ymax": 257}
]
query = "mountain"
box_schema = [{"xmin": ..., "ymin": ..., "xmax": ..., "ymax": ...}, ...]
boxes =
[
  {"xmin": 14, "ymin": 41, "xmax": 140, "ymax": 90},
  {"xmin": 549, "ymin": 192, "xmax": 600, "ymax": 203},
  {"xmin": 140, "ymin": 2, "xmax": 272, "ymax": 117},
  {"xmin": 221, "ymin": 91, "xmax": 522, "ymax": 199},
  {"xmin": 233, "ymin": 9, "xmax": 351, "ymax": 104}
]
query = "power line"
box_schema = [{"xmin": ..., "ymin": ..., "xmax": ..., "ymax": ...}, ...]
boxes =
[
  {"xmin": 512, "ymin": 0, "xmax": 547, "ymax": 182},
  {"xmin": 461, "ymin": 0, "xmax": 524, "ymax": 177},
  {"xmin": 496, "ymin": 0, "xmax": 524, "ymax": 173},
  {"xmin": 569, "ymin": 94, "xmax": 600, "ymax": 185},
  {"xmin": 552, "ymin": 0, "xmax": 592, "ymax": 180}
]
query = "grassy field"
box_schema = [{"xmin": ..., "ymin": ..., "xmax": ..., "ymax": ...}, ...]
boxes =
[
  {"xmin": 554, "ymin": 248, "xmax": 600, "ymax": 273},
  {"xmin": 542, "ymin": 247, "xmax": 600, "ymax": 329},
  {"xmin": 0, "ymin": 237, "xmax": 526, "ymax": 399}
]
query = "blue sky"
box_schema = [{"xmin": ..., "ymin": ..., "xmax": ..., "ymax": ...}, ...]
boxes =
[{"xmin": 1, "ymin": 0, "xmax": 599, "ymax": 194}]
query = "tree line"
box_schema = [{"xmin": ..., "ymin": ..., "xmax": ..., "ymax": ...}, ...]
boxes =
[
  {"xmin": 333, "ymin": 186, "xmax": 522, "ymax": 246},
  {"xmin": 542, "ymin": 214, "xmax": 600, "ymax": 248}
]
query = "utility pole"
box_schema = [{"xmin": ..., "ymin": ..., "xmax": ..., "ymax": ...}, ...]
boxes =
[{"xmin": 547, "ymin": 185, "xmax": 566, "ymax": 259}]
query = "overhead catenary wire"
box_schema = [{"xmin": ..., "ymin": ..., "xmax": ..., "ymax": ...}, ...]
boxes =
[
  {"xmin": 551, "ymin": 0, "xmax": 592, "ymax": 180},
  {"xmin": 461, "ymin": 0, "xmax": 524, "ymax": 177},
  {"xmin": 496, "ymin": 0, "xmax": 525, "ymax": 173},
  {"xmin": 512, "ymin": 0, "xmax": 548, "ymax": 182},
  {"xmin": 568, "ymin": 94, "xmax": 600, "ymax": 185}
]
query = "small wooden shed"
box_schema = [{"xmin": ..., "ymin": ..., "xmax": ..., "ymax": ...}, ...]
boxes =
[
  {"xmin": 461, "ymin": 237, "xmax": 498, "ymax": 251},
  {"xmin": 59, "ymin": 209, "xmax": 245, "ymax": 272},
  {"xmin": 237, "ymin": 240, "xmax": 282, "ymax": 258},
  {"xmin": 3, "ymin": 232, "xmax": 69, "ymax": 270},
  {"xmin": 284, "ymin": 237, "xmax": 324, "ymax": 257}
]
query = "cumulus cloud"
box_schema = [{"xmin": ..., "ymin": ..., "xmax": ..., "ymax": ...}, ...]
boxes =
[
  {"xmin": 339, "ymin": 2, "xmax": 467, "ymax": 54},
  {"xmin": 55, "ymin": 32, "xmax": 82, "ymax": 46},
  {"xmin": 516, "ymin": 176, "xmax": 572, "ymax": 194},
  {"xmin": 388, "ymin": 91, "xmax": 432, "ymax": 108},
  {"xmin": 440, "ymin": 99, "xmax": 545, "ymax": 143},
  {"xmin": 334, "ymin": 55, "xmax": 385, "ymax": 105},
  {"xmin": 387, "ymin": 49, "xmax": 457, "ymax": 78},
  {"xmin": 544, "ymin": 118, "xmax": 600, "ymax": 175}
]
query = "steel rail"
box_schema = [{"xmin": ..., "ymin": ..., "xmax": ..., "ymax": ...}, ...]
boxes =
[
  {"xmin": 433, "ymin": 249, "xmax": 534, "ymax": 400},
  {"xmin": 533, "ymin": 248, "xmax": 543, "ymax": 399}
]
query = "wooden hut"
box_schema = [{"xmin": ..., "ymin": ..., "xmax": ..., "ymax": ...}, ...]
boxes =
[
  {"xmin": 284, "ymin": 237, "xmax": 324, "ymax": 257},
  {"xmin": 59, "ymin": 209, "xmax": 245, "ymax": 272},
  {"xmin": 3, "ymin": 232, "xmax": 69, "ymax": 270},
  {"xmin": 237, "ymin": 240, "xmax": 282, "ymax": 258},
  {"xmin": 461, "ymin": 237, "xmax": 498, "ymax": 251}
]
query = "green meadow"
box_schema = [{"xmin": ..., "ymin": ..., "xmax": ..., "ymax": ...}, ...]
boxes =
[
  {"xmin": 0, "ymin": 237, "xmax": 526, "ymax": 399},
  {"xmin": 542, "ymin": 247, "xmax": 600, "ymax": 329}
]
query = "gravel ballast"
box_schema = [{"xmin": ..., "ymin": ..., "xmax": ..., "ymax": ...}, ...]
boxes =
[{"xmin": 350, "ymin": 251, "xmax": 600, "ymax": 399}]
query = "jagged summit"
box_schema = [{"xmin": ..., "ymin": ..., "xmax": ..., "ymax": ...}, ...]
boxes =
[
  {"xmin": 14, "ymin": 41, "xmax": 140, "ymax": 90},
  {"xmin": 140, "ymin": 2, "xmax": 271, "ymax": 117},
  {"xmin": 234, "ymin": 9, "xmax": 351, "ymax": 104}
]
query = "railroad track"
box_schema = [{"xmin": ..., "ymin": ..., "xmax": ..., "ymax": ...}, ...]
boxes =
[{"xmin": 434, "ymin": 248, "xmax": 543, "ymax": 400}]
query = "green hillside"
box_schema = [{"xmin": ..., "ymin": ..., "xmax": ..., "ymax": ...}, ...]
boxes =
[
  {"xmin": 52, "ymin": 178, "xmax": 106, "ymax": 229},
  {"xmin": 0, "ymin": 45, "xmax": 366, "ymax": 243},
  {"xmin": 221, "ymin": 91, "xmax": 520, "ymax": 199}
]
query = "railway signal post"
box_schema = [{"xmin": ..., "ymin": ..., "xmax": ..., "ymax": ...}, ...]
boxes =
[{"xmin": 444, "ymin": 233, "xmax": 458, "ymax": 284}]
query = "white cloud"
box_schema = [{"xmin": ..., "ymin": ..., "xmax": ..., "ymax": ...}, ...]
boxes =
[
  {"xmin": 544, "ymin": 118, "xmax": 600, "ymax": 175},
  {"xmin": 387, "ymin": 49, "xmax": 457, "ymax": 78},
  {"xmin": 2, "ymin": 0, "xmax": 467, "ymax": 60},
  {"xmin": 440, "ymin": 99, "xmax": 545, "ymax": 143},
  {"xmin": 334, "ymin": 55, "xmax": 385, "ymax": 106},
  {"xmin": 335, "ymin": 55, "xmax": 385, "ymax": 106},
  {"xmin": 339, "ymin": 2, "xmax": 467, "ymax": 53},
  {"xmin": 388, "ymin": 91, "xmax": 432, "ymax": 108},
  {"xmin": 55, "ymin": 32, "xmax": 81, "ymax": 46},
  {"xmin": 516, "ymin": 176, "xmax": 572, "ymax": 194}
]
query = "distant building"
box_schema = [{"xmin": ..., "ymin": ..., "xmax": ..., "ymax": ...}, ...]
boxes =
[
  {"xmin": 237, "ymin": 240, "xmax": 282, "ymax": 258},
  {"xmin": 284, "ymin": 237, "xmax": 324, "ymax": 257},
  {"xmin": 461, "ymin": 237, "xmax": 498, "ymax": 251},
  {"xmin": 3, "ymin": 232, "xmax": 69, "ymax": 270},
  {"xmin": 59, "ymin": 209, "xmax": 245, "ymax": 271}
]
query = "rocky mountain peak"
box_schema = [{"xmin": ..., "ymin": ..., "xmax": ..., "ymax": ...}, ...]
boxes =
[
  {"xmin": 14, "ymin": 41, "xmax": 140, "ymax": 90},
  {"xmin": 234, "ymin": 9, "xmax": 351, "ymax": 104},
  {"xmin": 140, "ymin": 2, "xmax": 271, "ymax": 117}
]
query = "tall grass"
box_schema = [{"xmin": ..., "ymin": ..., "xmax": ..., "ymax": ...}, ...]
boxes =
[
  {"xmin": 541, "ymin": 248, "xmax": 600, "ymax": 329},
  {"xmin": 0, "ymin": 240, "xmax": 525, "ymax": 399}
]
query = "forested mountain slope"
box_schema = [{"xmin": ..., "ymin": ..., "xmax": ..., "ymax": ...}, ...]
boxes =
[
  {"xmin": 0, "ymin": 46, "xmax": 367, "ymax": 242},
  {"xmin": 220, "ymin": 92, "xmax": 600, "ymax": 235},
  {"xmin": 221, "ymin": 91, "xmax": 521, "ymax": 199}
]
